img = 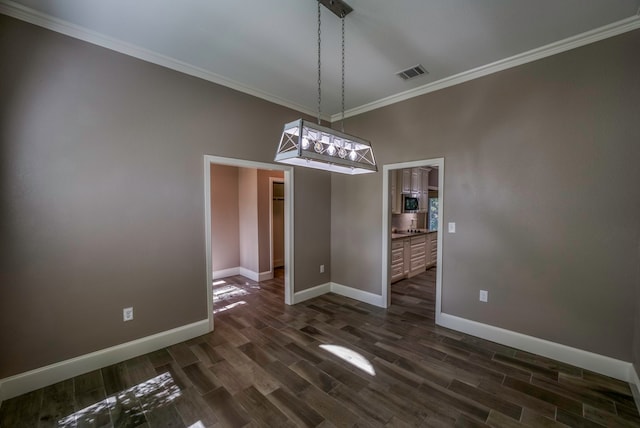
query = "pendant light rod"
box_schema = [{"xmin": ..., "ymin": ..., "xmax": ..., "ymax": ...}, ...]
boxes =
[
  {"xmin": 340, "ymin": 15, "xmax": 345, "ymax": 132},
  {"xmin": 319, "ymin": 0, "xmax": 353, "ymax": 18},
  {"xmin": 274, "ymin": 0, "xmax": 377, "ymax": 175},
  {"xmin": 317, "ymin": 0, "xmax": 322, "ymax": 125}
]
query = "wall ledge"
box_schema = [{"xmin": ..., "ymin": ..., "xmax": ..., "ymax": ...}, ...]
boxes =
[{"xmin": 0, "ymin": 319, "xmax": 209, "ymax": 403}]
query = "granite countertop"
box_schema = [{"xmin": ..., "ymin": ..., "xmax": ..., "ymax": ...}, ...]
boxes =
[{"xmin": 391, "ymin": 230, "xmax": 437, "ymax": 240}]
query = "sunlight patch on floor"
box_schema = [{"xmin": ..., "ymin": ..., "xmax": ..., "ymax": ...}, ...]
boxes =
[
  {"xmin": 213, "ymin": 285, "xmax": 249, "ymax": 300},
  {"xmin": 214, "ymin": 300, "xmax": 247, "ymax": 314},
  {"xmin": 319, "ymin": 344, "xmax": 376, "ymax": 376},
  {"xmin": 58, "ymin": 372, "xmax": 180, "ymax": 426}
]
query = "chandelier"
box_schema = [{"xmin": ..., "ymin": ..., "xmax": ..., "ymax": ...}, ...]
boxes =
[{"xmin": 274, "ymin": 0, "xmax": 377, "ymax": 175}]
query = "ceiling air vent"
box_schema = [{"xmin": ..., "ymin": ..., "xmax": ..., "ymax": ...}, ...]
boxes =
[{"xmin": 396, "ymin": 64, "xmax": 428, "ymax": 81}]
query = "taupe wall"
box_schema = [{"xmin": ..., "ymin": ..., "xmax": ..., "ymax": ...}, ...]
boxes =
[
  {"xmin": 238, "ymin": 168, "xmax": 259, "ymax": 273},
  {"xmin": 0, "ymin": 15, "xmax": 331, "ymax": 378},
  {"xmin": 332, "ymin": 30, "xmax": 640, "ymax": 361},
  {"xmin": 296, "ymin": 169, "xmax": 332, "ymax": 287},
  {"xmin": 210, "ymin": 165, "xmax": 239, "ymax": 272},
  {"xmin": 257, "ymin": 169, "xmax": 284, "ymax": 273}
]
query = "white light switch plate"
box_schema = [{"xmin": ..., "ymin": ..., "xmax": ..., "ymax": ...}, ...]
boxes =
[
  {"xmin": 479, "ymin": 290, "xmax": 488, "ymax": 302},
  {"xmin": 123, "ymin": 307, "xmax": 134, "ymax": 321},
  {"xmin": 448, "ymin": 222, "xmax": 456, "ymax": 233}
]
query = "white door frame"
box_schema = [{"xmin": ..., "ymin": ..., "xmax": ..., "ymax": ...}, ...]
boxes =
[
  {"xmin": 204, "ymin": 155, "xmax": 295, "ymax": 331},
  {"xmin": 381, "ymin": 158, "xmax": 444, "ymax": 324},
  {"xmin": 269, "ymin": 177, "xmax": 285, "ymax": 273}
]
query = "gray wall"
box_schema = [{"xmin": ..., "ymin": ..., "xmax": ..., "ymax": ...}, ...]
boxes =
[
  {"xmin": 211, "ymin": 165, "xmax": 240, "ymax": 272},
  {"xmin": 332, "ymin": 30, "xmax": 640, "ymax": 361},
  {"xmin": 0, "ymin": 15, "xmax": 331, "ymax": 378}
]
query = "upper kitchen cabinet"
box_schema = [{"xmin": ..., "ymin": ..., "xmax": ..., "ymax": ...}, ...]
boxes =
[
  {"xmin": 390, "ymin": 170, "xmax": 399, "ymax": 214},
  {"xmin": 411, "ymin": 168, "xmax": 421, "ymax": 194},
  {"xmin": 420, "ymin": 168, "xmax": 431, "ymax": 211},
  {"xmin": 392, "ymin": 167, "xmax": 435, "ymax": 213},
  {"xmin": 401, "ymin": 169, "xmax": 411, "ymax": 193}
]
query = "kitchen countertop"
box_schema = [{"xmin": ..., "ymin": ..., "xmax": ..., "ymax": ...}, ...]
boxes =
[{"xmin": 391, "ymin": 230, "xmax": 437, "ymax": 240}]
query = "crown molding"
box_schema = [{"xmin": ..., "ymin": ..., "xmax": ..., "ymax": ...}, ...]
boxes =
[
  {"xmin": 0, "ymin": 0, "xmax": 330, "ymax": 122},
  {"xmin": 331, "ymin": 14, "xmax": 640, "ymax": 122},
  {"xmin": 1, "ymin": 1, "xmax": 638, "ymax": 123}
]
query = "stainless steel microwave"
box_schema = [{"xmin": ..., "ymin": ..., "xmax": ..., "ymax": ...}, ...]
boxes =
[{"xmin": 402, "ymin": 194, "xmax": 419, "ymax": 212}]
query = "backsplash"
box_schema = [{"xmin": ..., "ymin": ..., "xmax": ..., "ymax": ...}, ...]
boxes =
[{"xmin": 392, "ymin": 213, "xmax": 427, "ymax": 231}]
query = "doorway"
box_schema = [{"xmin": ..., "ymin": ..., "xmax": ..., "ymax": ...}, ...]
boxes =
[
  {"xmin": 270, "ymin": 178, "xmax": 285, "ymax": 279},
  {"xmin": 381, "ymin": 158, "xmax": 444, "ymax": 324},
  {"xmin": 203, "ymin": 156, "xmax": 294, "ymax": 331}
]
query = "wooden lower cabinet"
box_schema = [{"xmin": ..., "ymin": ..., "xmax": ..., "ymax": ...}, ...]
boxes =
[
  {"xmin": 391, "ymin": 233, "xmax": 436, "ymax": 283},
  {"xmin": 409, "ymin": 235, "xmax": 426, "ymax": 275},
  {"xmin": 426, "ymin": 232, "xmax": 437, "ymax": 268},
  {"xmin": 390, "ymin": 240, "xmax": 405, "ymax": 282}
]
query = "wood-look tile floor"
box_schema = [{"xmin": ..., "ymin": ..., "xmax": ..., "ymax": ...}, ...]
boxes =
[{"xmin": 2, "ymin": 268, "xmax": 639, "ymax": 427}]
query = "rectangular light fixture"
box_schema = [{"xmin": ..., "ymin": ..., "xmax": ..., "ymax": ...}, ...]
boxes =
[{"xmin": 274, "ymin": 119, "xmax": 377, "ymax": 175}]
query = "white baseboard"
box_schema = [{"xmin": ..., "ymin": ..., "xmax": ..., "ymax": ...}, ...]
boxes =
[
  {"xmin": 292, "ymin": 281, "xmax": 386, "ymax": 307},
  {"xmin": 330, "ymin": 282, "xmax": 386, "ymax": 308},
  {"xmin": 630, "ymin": 364, "xmax": 640, "ymax": 413},
  {"xmin": 258, "ymin": 271, "xmax": 273, "ymax": 282},
  {"xmin": 212, "ymin": 267, "xmax": 240, "ymax": 280},
  {"xmin": 238, "ymin": 267, "xmax": 260, "ymax": 282},
  {"xmin": 293, "ymin": 282, "xmax": 332, "ymax": 304},
  {"xmin": 438, "ymin": 313, "xmax": 633, "ymax": 382},
  {"xmin": 0, "ymin": 319, "xmax": 209, "ymax": 403},
  {"xmin": 213, "ymin": 267, "xmax": 271, "ymax": 282}
]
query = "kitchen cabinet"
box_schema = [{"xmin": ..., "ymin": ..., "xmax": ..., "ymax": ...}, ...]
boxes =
[
  {"xmin": 401, "ymin": 169, "xmax": 411, "ymax": 193},
  {"xmin": 411, "ymin": 168, "xmax": 420, "ymax": 193},
  {"xmin": 390, "ymin": 170, "xmax": 399, "ymax": 214},
  {"xmin": 391, "ymin": 232, "xmax": 434, "ymax": 283},
  {"xmin": 426, "ymin": 232, "xmax": 437, "ymax": 268},
  {"xmin": 390, "ymin": 239, "xmax": 405, "ymax": 282},
  {"xmin": 420, "ymin": 168, "xmax": 430, "ymax": 211},
  {"xmin": 403, "ymin": 239, "xmax": 411, "ymax": 275},
  {"xmin": 409, "ymin": 234, "xmax": 427, "ymax": 274}
]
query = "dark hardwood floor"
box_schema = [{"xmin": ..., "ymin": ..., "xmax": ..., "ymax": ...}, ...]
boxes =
[{"xmin": 2, "ymin": 268, "xmax": 639, "ymax": 427}]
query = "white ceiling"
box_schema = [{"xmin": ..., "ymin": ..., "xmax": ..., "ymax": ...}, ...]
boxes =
[{"xmin": 2, "ymin": 0, "xmax": 640, "ymax": 120}]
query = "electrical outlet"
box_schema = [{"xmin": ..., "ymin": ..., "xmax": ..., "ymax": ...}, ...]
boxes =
[
  {"xmin": 448, "ymin": 222, "xmax": 456, "ymax": 233},
  {"xmin": 320, "ymin": 264, "xmax": 325, "ymax": 273},
  {"xmin": 123, "ymin": 307, "xmax": 134, "ymax": 321},
  {"xmin": 479, "ymin": 290, "xmax": 488, "ymax": 303}
]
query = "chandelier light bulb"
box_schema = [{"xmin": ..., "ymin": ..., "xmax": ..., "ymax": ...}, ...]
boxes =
[{"xmin": 349, "ymin": 149, "xmax": 357, "ymax": 161}]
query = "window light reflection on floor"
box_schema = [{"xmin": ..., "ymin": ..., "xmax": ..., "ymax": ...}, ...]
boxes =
[
  {"xmin": 213, "ymin": 300, "xmax": 247, "ymax": 314},
  {"xmin": 58, "ymin": 372, "xmax": 180, "ymax": 426},
  {"xmin": 319, "ymin": 344, "xmax": 376, "ymax": 376},
  {"xmin": 213, "ymin": 285, "xmax": 249, "ymax": 300}
]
